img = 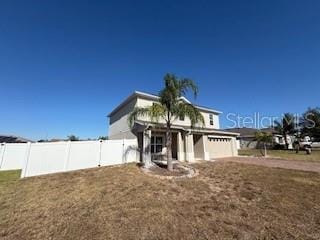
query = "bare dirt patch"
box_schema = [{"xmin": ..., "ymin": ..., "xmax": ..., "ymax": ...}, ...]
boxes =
[
  {"xmin": 142, "ymin": 162, "xmax": 198, "ymax": 179},
  {"xmin": 1, "ymin": 161, "xmax": 320, "ymax": 240}
]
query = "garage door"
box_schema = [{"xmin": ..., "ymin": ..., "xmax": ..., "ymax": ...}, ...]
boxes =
[{"xmin": 206, "ymin": 137, "xmax": 234, "ymax": 158}]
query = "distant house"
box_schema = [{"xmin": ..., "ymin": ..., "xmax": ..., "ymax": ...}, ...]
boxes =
[
  {"xmin": 108, "ymin": 91, "xmax": 239, "ymax": 163},
  {"xmin": 0, "ymin": 135, "xmax": 33, "ymax": 143},
  {"xmin": 224, "ymin": 127, "xmax": 290, "ymax": 149},
  {"xmin": 224, "ymin": 128, "xmax": 258, "ymax": 149}
]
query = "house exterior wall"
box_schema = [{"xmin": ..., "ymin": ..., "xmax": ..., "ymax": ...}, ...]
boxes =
[
  {"xmin": 108, "ymin": 98, "xmax": 137, "ymax": 140},
  {"xmin": 136, "ymin": 97, "xmax": 220, "ymax": 128},
  {"xmin": 193, "ymin": 134, "xmax": 204, "ymax": 159},
  {"xmin": 238, "ymin": 137, "xmax": 258, "ymax": 149}
]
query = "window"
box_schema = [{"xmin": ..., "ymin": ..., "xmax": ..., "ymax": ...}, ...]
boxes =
[
  {"xmin": 209, "ymin": 114, "xmax": 214, "ymax": 125},
  {"xmin": 208, "ymin": 137, "xmax": 230, "ymax": 142},
  {"xmin": 179, "ymin": 115, "xmax": 185, "ymax": 121},
  {"xmin": 151, "ymin": 136, "xmax": 164, "ymax": 153}
]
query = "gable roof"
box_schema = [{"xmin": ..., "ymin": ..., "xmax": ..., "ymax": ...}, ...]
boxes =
[
  {"xmin": 0, "ymin": 135, "xmax": 33, "ymax": 143},
  {"xmin": 108, "ymin": 91, "xmax": 222, "ymax": 117},
  {"xmin": 261, "ymin": 127, "xmax": 278, "ymax": 134},
  {"xmin": 224, "ymin": 127, "xmax": 279, "ymax": 137},
  {"xmin": 224, "ymin": 127, "xmax": 258, "ymax": 137}
]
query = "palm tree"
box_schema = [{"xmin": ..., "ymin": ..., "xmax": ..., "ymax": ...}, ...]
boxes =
[
  {"xmin": 128, "ymin": 73, "xmax": 204, "ymax": 171},
  {"xmin": 300, "ymin": 107, "xmax": 320, "ymax": 141},
  {"xmin": 274, "ymin": 113, "xmax": 296, "ymax": 149},
  {"xmin": 255, "ymin": 131, "xmax": 273, "ymax": 157}
]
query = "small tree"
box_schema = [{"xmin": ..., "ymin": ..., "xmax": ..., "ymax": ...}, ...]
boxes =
[
  {"xmin": 128, "ymin": 73, "xmax": 204, "ymax": 171},
  {"xmin": 98, "ymin": 136, "xmax": 108, "ymax": 140},
  {"xmin": 67, "ymin": 135, "xmax": 79, "ymax": 141},
  {"xmin": 255, "ymin": 131, "xmax": 273, "ymax": 157}
]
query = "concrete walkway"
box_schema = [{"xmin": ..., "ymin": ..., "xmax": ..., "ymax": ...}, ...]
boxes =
[{"xmin": 217, "ymin": 156, "xmax": 320, "ymax": 173}]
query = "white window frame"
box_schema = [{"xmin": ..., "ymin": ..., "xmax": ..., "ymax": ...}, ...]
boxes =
[
  {"xmin": 151, "ymin": 135, "xmax": 165, "ymax": 153},
  {"xmin": 209, "ymin": 114, "xmax": 214, "ymax": 125}
]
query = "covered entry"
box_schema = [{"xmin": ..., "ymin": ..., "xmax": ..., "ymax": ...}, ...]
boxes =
[
  {"xmin": 150, "ymin": 132, "xmax": 178, "ymax": 160},
  {"xmin": 135, "ymin": 120, "xmax": 238, "ymax": 164},
  {"xmin": 137, "ymin": 128, "xmax": 180, "ymax": 163}
]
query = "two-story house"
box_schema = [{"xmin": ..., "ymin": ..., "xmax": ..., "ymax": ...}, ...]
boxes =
[{"xmin": 108, "ymin": 91, "xmax": 239, "ymax": 163}]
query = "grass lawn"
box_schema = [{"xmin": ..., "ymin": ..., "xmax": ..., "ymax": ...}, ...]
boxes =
[
  {"xmin": 239, "ymin": 149, "xmax": 320, "ymax": 162},
  {"xmin": 0, "ymin": 170, "xmax": 21, "ymax": 189},
  {"xmin": 1, "ymin": 162, "xmax": 320, "ymax": 240}
]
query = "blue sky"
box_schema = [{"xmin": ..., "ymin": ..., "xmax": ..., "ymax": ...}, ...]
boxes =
[{"xmin": 0, "ymin": 0, "xmax": 319, "ymax": 140}]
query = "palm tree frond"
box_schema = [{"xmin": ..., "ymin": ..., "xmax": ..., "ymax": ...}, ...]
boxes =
[
  {"xmin": 173, "ymin": 103, "xmax": 205, "ymax": 127},
  {"xmin": 178, "ymin": 78, "xmax": 199, "ymax": 98},
  {"xmin": 128, "ymin": 104, "xmax": 166, "ymax": 127},
  {"xmin": 128, "ymin": 107, "xmax": 151, "ymax": 127},
  {"xmin": 149, "ymin": 103, "xmax": 166, "ymax": 122},
  {"xmin": 255, "ymin": 131, "xmax": 272, "ymax": 142}
]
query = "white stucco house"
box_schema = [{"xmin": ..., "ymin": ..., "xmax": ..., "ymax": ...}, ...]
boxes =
[{"xmin": 108, "ymin": 91, "xmax": 239, "ymax": 163}]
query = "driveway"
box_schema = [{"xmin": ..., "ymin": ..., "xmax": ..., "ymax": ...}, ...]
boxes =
[{"xmin": 217, "ymin": 156, "xmax": 320, "ymax": 173}]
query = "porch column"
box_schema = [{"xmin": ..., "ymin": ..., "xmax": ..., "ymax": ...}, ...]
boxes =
[
  {"xmin": 177, "ymin": 131, "xmax": 184, "ymax": 161},
  {"xmin": 143, "ymin": 129, "xmax": 152, "ymax": 167},
  {"xmin": 202, "ymin": 135, "xmax": 210, "ymax": 160},
  {"xmin": 185, "ymin": 133, "xmax": 194, "ymax": 162}
]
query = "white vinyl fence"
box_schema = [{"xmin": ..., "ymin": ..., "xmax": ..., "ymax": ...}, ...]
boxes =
[
  {"xmin": 0, "ymin": 143, "xmax": 28, "ymax": 170},
  {"xmin": 0, "ymin": 140, "xmax": 138, "ymax": 178}
]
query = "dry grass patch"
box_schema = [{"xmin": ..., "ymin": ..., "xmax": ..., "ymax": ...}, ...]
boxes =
[
  {"xmin": 239, "ymin": 149, "xmax": 320, "ymax": 162},
  {"xmin": 0, "ymin": 162, "xmax": 320, "ymax": 240}
]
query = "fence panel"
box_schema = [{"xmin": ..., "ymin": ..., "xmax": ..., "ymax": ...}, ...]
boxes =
[
  {"xmin": 67, "ymin": 141, "xmax": 100, "ymax": 171},
  {"xmin": 124, "ymin": 139, "xmax": 139, "ymax": 163},
  {"xmin": 24, "ymin": 142, "xmax": 67, "ymax": 177},
  {"xmin": 0, "ymin": 143, "xmax": 28, "ymax": 170},
  {"xmin": 19, "ymin": 139, "xmax": 138, "ymax": 178}
]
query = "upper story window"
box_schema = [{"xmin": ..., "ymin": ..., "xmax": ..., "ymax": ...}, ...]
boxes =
[
  {"xmin": 209, "ymin": 114, "xmax": 214, "ymax": 125},
  {"xmin": 179, "ymin": 115, "xmax": 185, "ymax": 121}
]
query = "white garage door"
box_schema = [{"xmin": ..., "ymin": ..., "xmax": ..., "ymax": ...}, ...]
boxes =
[{"xmin": 206, "ymin": 137, "xmax": 235, "ymax": 158}]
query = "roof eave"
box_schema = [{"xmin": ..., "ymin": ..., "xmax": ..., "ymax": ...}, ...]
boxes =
[
  {"xmin": 194, "ymin": 105, "xmax": 222, "ymax": 114},
  {"xmin": 107, "ymin": 92, "xmax": 138, "ymax": 117},
  {"xmin": 108, "ymin": 90, "xmax": 222, "ymax": 117}
]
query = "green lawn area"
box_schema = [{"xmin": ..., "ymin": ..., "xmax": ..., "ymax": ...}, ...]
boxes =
[
  {"xmin": 0, "ymin": 170, "xmax": 21, "ymax": 189},
  {"xmin": 239, "ymin": 149, "xmax": 320, "ymax": 162},
  {"xmin": 1, "ymin": 162, "xmax": 320, "ymax": 239}
]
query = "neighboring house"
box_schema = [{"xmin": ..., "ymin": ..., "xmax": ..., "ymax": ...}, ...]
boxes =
[
  {"xmin": 224, "ymin": 128, "xmax": 258, "ymax": 149},
  {"xmin": 108, "ymin": 91, "xmax": 239, "ymax": 162},
  {"xmin": 225, "ymin": 127, "xmax": 292, "ymax": 149},
  {"xmin": 261, "ymin": 127, "xmax": 293, "ymax": 148},
  {"xmin": 0, "ymin": 135, "xmax": 33, "ymax": 143}
]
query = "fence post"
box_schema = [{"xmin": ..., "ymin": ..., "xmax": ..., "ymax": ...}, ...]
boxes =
[
  {"xmin": 122, "ymin": 138, "xmax": 126, "ymax": 164},
  {"xmin": 21, "ymin": 142, "xmax": 32, "ymax": 178},
  {"xmin": 97, "ymin": 140, "xmax": 102, "ymax": 167},
  {"xmin": 63, "ymin": 141, "xmax": 71, "ymax": 171},
  {"xmin": 0, "ymin": 143, "xmax": 6, "ymax": 170}
]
